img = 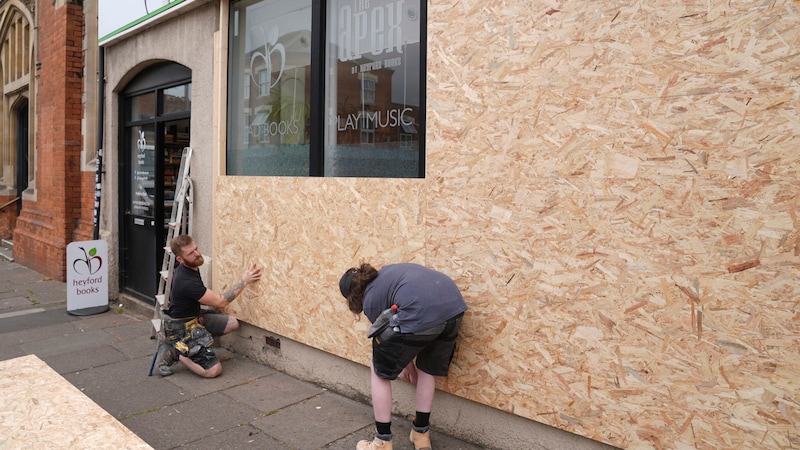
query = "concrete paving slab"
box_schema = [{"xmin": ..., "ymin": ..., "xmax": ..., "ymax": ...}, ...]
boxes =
[
  {"xmin": 106, "ymin": 319, "xmax": 152, "ymax": 339},
  {"xmin": 252, "ymin": 391, "xmax": 374, "ymax": 449},
  {"xmin": 0, "ymin": 319, "xmax": 76, "ymax": 345},
  {"xmin": 20, "ymin": 328, "xmax": 116, "ymax": 358},
  {"xmin": 67, "ymin": 310, "xmax": 140, "ymax": 332},
  {"xmin": 121, "ymin": 391, "xmax": 263, "ymax": 449},
  {"xmin": 0, "ymin": 320, "xmax": 78, "ymax": 362},
  {"xmin": 0, "ymin": 345, "xmax": 25, "ymax": 361},
  {"xmin": 116, "ymin": 334, "xmax": 159, "ymax": 359},
  {"xmin": 0, "ymin": 308, "xmax": 79, "ymax": 334},
  {"xmin": 1, "ymin": 270, "xmax": 44, "ymax": 284},
  {"xmin": 164, "ymin": 352, "xmax": 276, "ymax": 397},
  {"xmin": 63, "ymin": 354, "xmax": 157, "ymax": 392},
  {"xmin": 24, "ymin": 280, "xmax": 69, "ymax": 304},
  {"xmin": 225, "ymin": 372, "xmax": 326, "ymax": 413},
  {"xmin": 325, "ymin": 427, "xmax": 373, "ymax": 450},
  {"xmin": 180, "ymin": 423, "xmax": 290, "ymax": 450},
  {"xmin": 41, "ymin": 344, "xmax": 128, "ymax": 374},
  {"xmin": 0, "ymin": 284, "xmax": 23, "ymax": 294},
  {"xmin": 89, "ymin": 375, "xmax": 191, "ymax": 420},
  {"xmin": 0, "ymin": 296, "xmax": 33, "ymax": 311}
]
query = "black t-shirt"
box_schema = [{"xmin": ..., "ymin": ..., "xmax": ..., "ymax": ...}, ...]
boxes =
[{"xmin": 167, "ymin": 263, "xmax": 207, "ymax": 318}]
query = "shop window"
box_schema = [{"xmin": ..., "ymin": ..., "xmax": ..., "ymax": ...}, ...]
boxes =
[
  {"xmin": 361, "ymin": 75, "xmax": 377, "ymax": 105},
  {"xmin": 257, "ymin": 69, "xmax": 270, "ymax": 97},
  {"xmin": 226, "ymin": 0, "xmax": 425, "ymax": 177},
  {"xmin": 360, "ymin": 113, "xmax": 375, "ymax": 144}
]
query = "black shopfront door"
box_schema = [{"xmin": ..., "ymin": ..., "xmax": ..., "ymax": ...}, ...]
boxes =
[{"xmin": 121, "ymin": 62, "xmax": 191, "ymax": 303}]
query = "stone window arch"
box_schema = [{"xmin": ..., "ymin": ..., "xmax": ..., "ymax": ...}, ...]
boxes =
[{"xmin": 0, "ymin": 3, "xmax": 35, "ymax": 199}]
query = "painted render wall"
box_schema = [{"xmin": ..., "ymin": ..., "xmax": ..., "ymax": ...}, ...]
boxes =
[
  {"xmin": 212, "ymin": 1, "xmax": 800, "ymax": 449},
  {"xmin": 100, "ymin": 1, "xmax": 218, "ymax": 294}
]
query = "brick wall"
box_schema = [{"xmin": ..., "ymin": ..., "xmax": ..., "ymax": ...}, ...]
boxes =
[
  {"xmin": 14, "ymin": 1, "xmax": 93, "ymax": 281},
  {"xmin": 0, "ymin": 196, "xmax": 17, "ymax": 240}
]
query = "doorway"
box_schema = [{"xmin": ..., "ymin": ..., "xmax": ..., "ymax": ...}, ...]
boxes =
[
  {"xmin": 120, "ymin": 63, "xmax": 191, "ymax": 303},
  {"xmin": 15, "ymin": 99, "xmax": 28, "ymax": 214}
]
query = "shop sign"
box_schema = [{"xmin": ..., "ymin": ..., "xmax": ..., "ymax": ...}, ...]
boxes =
[
  {"xmin": 66, "ymin": 240, "xmax": 110, "ymax": 316},
  {"xmin": 336, "ymin": 0, "xmax": 415, "ymax": 62}
]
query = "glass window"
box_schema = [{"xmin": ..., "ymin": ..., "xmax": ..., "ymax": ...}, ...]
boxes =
[
  {"xmin": 227, "ymin": 0, "xmax": 313, "ymax": 176},
  {"xmin": 130, "ymin": 125, "xmax": 156, "ymax": 217},
  {"xmin": 127, "ymin": 92, "xmax": 156, "ymax": 121},
  {"xmin": 324, "ymin": 0, "xmax": 422, "ymax": 177},
  {"xmin": 362, "ymin": 75, "xmax": 377, "ymax": 105},
  {"xmin": 227, "ymin": 0, "xmax": 424, "ymax": 177},
  {"xmin": 162, "ymin": 83, "xmax": 192, "ymax": 115}
]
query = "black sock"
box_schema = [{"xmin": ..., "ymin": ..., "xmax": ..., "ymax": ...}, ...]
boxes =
[
  {"xmin": 376, "ymin": 421, "xmax": 392, "ymax": 436},
  {"xmin": 413, "ymin": 412, "xmax": 431, "ymax": 429}
]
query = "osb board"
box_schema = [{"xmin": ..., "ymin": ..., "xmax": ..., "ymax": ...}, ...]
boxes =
[
  {"xmin": 214, "ymin": 178, "xmax": 427, "ymax": 360},
  {"xmin": 0, "ymin": 355, "xmax": 152, "ymax": 449},
  {"xmin": 213, "ymin": 1, "xmax": 800, "ymax": 448}
]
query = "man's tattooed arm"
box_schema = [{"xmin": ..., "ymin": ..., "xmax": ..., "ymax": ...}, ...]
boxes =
[{"xmin": 223, "ymin": 279, "xmax": 246, "ymax": 302}]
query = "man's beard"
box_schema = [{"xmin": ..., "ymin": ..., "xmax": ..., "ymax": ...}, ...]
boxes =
[{"xmin": 184, "ymin": 254, "xmax": 204, "ymax": 269}]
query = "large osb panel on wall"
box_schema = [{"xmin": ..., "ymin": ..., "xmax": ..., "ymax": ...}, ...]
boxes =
[
  {"xmin": 214, "ymin": 1, "xmax": 800, "ymax": 449},
  {"xmin": 424, "ymin": 0, "xmax": 799, "ymax": 449},
  {"xmin": 214, "ymin": 177, "xmax": 426, "ymax": 363}
]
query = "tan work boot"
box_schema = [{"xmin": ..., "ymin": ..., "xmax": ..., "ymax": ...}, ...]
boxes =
[
  {"xmin": 356, "ymin": 436, "xmax": 393, "ymax": 450},
  {"xmin": 410, "ymin": 427, "xmax": 432, "ymax": 450}
]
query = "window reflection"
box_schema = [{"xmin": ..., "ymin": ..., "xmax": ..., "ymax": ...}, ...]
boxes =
[
  {"xmin": 128, "ymin": 93, "xmax": 156, "ymax": 121},
  {"xmin": 226, "ymin": 0, "xmax": 424, "ymax": 177},
  {"xmin": 324, "ymin": 0, "xmax": 422, "ymax": 177},
  {"xmin": 227, "ymin": 0, "xmax": 312, "ymax": 176},
  {"xmin": 163, "ymin": 84, "xmax": 192, "ymax": 115}
]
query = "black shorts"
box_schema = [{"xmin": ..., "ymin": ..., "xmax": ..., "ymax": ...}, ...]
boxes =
[
  {"xmin": 372, "ymin": 313, "xmax": 463, "ymax": 380},
  {"xmin": 190, "ymin": 347, "xmax": 219, "ymax": 370},
  {"xmin": 187, "ymin": 312, "xmax": 226, "ymax": 370}
]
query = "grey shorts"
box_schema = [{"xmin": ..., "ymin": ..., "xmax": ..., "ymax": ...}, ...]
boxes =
[
  {"xmin": 198, "ymin": 311, "xmax": 230, "ymax": 335},
  {"xmin": 372, "ymin": 313, "xmax": 463, "ymax": 380}
]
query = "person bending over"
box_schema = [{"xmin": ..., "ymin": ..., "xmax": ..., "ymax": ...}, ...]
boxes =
[
  {"xmin": 339, "ymin": 263, "xmax": 468, "ymax": 450},
  {"xmin": 156, "ymin": 234, "xmax": 261, "ymax": 378}
]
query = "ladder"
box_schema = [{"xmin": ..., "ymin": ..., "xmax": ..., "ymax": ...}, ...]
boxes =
[{"xmin": 150, "ymin": 146, "xmax": 193, "ymax": 342}]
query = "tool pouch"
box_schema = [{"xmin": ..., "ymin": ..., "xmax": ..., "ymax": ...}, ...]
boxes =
[
  {"xmin": 162, "ymin": 317, "xmax": 190, "ymax": 344},
  {"xmin": 176, "ymin": 318, "xmax": 214, "ymax": 356}
]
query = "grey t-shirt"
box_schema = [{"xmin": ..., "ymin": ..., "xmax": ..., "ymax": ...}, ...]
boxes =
[{"xmin": 363, "ymin": 263, "xmax": 467, "ymax": 334}]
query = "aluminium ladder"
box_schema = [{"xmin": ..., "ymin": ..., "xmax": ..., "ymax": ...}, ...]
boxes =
[{"xmin": 150, "ymin": 146, "xmax": 193, "ymax": 342}]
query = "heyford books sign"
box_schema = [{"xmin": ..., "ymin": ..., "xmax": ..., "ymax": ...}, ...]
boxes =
[{"xmin": 66, "ymin": 240, "xmax": 110, "ymax": 316}]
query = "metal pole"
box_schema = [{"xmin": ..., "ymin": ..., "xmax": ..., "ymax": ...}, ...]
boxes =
[{"xmin": 93, "ymin": 47, "xmax": 105, "ymax": 240}]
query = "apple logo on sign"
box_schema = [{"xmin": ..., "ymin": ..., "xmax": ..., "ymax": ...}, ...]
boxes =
[{"xmin": 73, "ymin": 247, "xmax": 103, "ymax": 275}]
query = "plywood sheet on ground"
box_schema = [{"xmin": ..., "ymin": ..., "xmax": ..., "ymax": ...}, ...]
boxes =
[{"xmin": 0, "ymin": 355, "xmax": 152, "ymax": 449}]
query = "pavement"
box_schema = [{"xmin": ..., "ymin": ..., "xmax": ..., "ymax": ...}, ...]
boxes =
[{"xmin": 0, "ymin": 259, "xmax": 485, "ymax": 450}]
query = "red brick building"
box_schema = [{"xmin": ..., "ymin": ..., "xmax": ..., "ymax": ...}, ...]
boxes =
[{"xmin": 0, "ymin": 0, "xmax": 98, "ymax": 281}]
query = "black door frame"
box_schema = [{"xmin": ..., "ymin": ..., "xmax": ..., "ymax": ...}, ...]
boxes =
[{"xmin": 119, "ymin": 62, "xmax": 191, "ymax": 303}]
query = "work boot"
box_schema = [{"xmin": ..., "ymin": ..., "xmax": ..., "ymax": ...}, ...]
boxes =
[
  {"xmin": 155, "ymin": 343, "xmax": 178, "ymax": 377},
  {"xmin": 410, "ymin": 424, "xmax": 432, "ymax": 450},
  {"xmin": 356, "ymin": 433, "xmax": 393, "ymax": 450}
]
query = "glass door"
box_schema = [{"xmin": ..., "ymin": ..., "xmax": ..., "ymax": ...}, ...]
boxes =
[
  {"xmin": 121, "ymin": 73, "xmax": 191, "ymax": 303},
  {"xmin": 123, "ymin": 122, "xmax": 158, "ymax": 300}
]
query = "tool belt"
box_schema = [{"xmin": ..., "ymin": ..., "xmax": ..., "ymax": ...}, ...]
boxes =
[{"xmin": 162, "ymin": 316, "xmax": 214, "ymax": 357}]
